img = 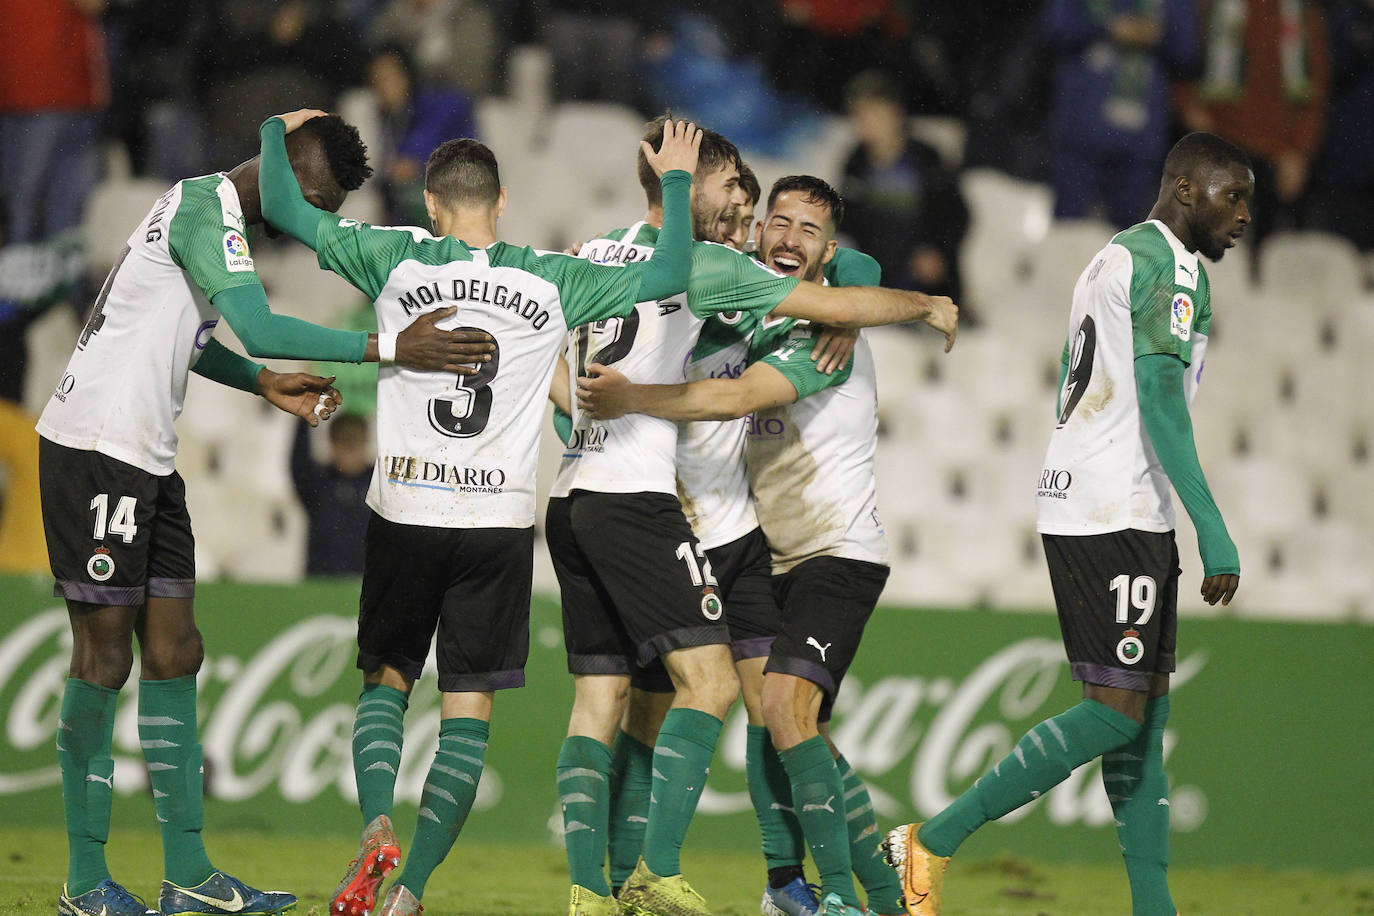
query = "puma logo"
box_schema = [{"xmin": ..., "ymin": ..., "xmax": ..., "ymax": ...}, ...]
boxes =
[
  {"xmin": 1176, "ymin": 262, "xmax": 1198, "ymax": 283},
  {"xmin": 85, "ymin": 773, "xmax": 113, "ymax": 788},
  {"xmin": 802, "ymin": 794, "xmax": 836, "ymax": 814},
  {"xmin": 806, "ymin": 637, "xmax": 832, "ymax": 661}
]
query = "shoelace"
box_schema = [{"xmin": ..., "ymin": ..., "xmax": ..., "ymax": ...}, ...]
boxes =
[{"xmin": 98, "ymin": 880, "xmax": 154, "ymax": 913}]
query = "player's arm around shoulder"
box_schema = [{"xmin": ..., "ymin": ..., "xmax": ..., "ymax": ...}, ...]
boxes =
[
  {"xmin": 576, "ymin": 359, "xmax": 798, "ymax": 423},
  {"xmin": 771, "ymin": 281, "xmax": 958, "ymax": 351}
]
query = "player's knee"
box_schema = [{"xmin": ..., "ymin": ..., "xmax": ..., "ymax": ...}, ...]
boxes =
[
  {"xmin": 140, "ymin": 626, "xmax": 204, "ymax": 680},
  {"xmin": 675, "ymin": 666, "xmax": 740, "ymax": 719},
  {"xmin": 71, "ymin": 639, "xmax": 135, "ymax": 690}
]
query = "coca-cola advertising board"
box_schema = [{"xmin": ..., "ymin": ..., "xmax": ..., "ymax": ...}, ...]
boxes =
[{"xmin": 1, "ymin": 575, "xmax": 1368, "ymax": 868}]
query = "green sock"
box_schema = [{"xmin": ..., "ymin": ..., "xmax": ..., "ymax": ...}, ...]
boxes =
[
  {"xmin": 558, "ymin": 735, "xmax": 614, "ymax": 896},
  {"xmin": 139, "ymin": 676, "xmax": 216, "ymax": 887},
  {"xmin": 835, "ymin": 753, "xmax": 904, "ymax": 915},
  {"xmin": 779, "ymin": 736, "xmax": 860, "ymax": 908},
  {"xmin": 920, "ymin": 700, "xmax": 1141, "ymax": 858},
  {"xmin": 608, "ymin": 730, "xmax": 654, "ymax": 890},
  {"xmin": 642, "ymin": 708, "xmax": 721, "ymax": 877},
  {"xmin": 1104, "ymin": 696, "xmax": 1175, "ymax": 916},
  {"xmin": 58, "ymin": 678, "xmax": 117, "ymax": 895},
  {"xmin": 746, "ymin": 724, "xmax": 804, "ymax": 870},
  {"xmin": 395, "ymin": 717, "xmax": 488, "ymax": 900},
  {"xmin": 353, "ymin": 683, "xmax": 409, "ymax": 823}
]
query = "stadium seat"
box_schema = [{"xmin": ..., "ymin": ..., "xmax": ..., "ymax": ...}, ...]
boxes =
[
  {"xmin": 957, "ymin": 168, "xmax": 1053, "ymax": 320},
  {"xmin": 1258, "ymin": 231, "xmax": 1365, "ymax": 307},
  {"xmin": 82, "ymin": 177, "xmax": 172, "ymax": 272}
]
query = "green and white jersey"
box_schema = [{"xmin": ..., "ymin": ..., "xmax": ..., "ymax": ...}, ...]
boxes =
[
  {"xmin": 745, "ymin": 319, "xmax": 889, "ymax": 574},
  {"xmin": 1037, "ymin": 219, "xmax": 1211, "ymax": 535},
  {"xmin": 314, "ymin": 217, "xmax": 646, "ymax": 528},
  {"xmin": 37, "ymin": 174, "xmax": 261, "ymax": 475},
  {"xmin": 552, "ymin": 225, "xmax": 797, "ymax": 498}
]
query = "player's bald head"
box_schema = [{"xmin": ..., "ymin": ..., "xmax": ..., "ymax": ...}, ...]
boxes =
[{"xmin": 1161, "ymin": 132, "xmax": 1251, "ymax": 188}]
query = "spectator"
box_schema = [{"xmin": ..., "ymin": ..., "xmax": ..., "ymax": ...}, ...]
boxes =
[
  {"xmin": 1174, "ymin": 0, "xmax": 1331, "ymax": 268},
  {"xmin": 768, "ymin": 0, "xmax": 906, "ymax": 112},
  {"xmin": 1305, "ymin": 0, "xmax": 1374, "ymax": 269},
  {"xmin": 1043, "ymin": 0, "xmax": 1198, "ymax": 228},
  {"xmin": 371, "ymin": 0, "xmax": 500, "ymax": 98},
  {"xmin": 0, "ymin": 0, "xmax": 108, "ymax": 243},
  {"xmin": 291, "ymin": 413, "xmax": 373, "ymax": 577},
  {"xmin": 368, "ymin": 45, "xmax": 478, "ymax": 226},
  {"xmin": 840, "ymin": 71, "xmax": 970, "ymax": 315}
]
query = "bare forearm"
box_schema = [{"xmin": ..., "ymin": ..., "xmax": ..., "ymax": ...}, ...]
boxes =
[
  {"xmin": 627, "ymin": 379, "xmax": 749, "ymax": 421},
  {"xmin": 774, "ymin": 282, "xmax": 934, "ymax": 328}
]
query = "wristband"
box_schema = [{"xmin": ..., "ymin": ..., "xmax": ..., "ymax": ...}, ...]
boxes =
[{"xmin": 377, "ymin": 332, "xmax": 398, "ymax": 365}]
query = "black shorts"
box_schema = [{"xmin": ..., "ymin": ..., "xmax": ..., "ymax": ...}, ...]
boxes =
[
  {"xmin": 1042, "ymin": 530, "xmax": 1180, "ymax": 692},
  {"xmin": 547, "ymin": 490, "xmax": 731, "ymax": 675},
  {"xmin": 705, "ymin": 526, "xmax": 780, "ymax": 661},
  {"xmin": 765, "ymin": 556, "xmax": 889, "ymax": 717},
  {"xmin": 38, "ymin": 437, "xmax": 195, "ymax": 607},
  {"xmin": 357, "ymin": 512, "xmax": 532, "ymax": 693}
]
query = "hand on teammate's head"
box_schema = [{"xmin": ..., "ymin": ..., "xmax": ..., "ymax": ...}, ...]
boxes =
[
  {"xmin": 641, "ymin": 120, "xmax": 702, "ymax": 179},
  {"xmin": 272, "ymin": 108, "xmax": 329, "ymax": 134}
]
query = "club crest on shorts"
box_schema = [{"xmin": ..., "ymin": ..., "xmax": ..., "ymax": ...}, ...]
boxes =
[
  {"xmin": 1116, "ymin": 627, "xmax": 1144, "ymax": 666},
  {"xmin": 700, "ymin": 587, "xmax": 723, "ymax": 621},
  {"xmin": 86, "ymin": 547, "xmax": 115, "ymax": 582}
]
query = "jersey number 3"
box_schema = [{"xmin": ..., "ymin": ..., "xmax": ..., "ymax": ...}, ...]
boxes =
[{"xmin": 429, "ymin": 327, "xmax": 500, "ymax": 438}]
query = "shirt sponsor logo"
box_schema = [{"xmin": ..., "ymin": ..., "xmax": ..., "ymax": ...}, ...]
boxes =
[
  {"xmin": 223, "ymin": 231, "xmax": 253, "ymax": 272},
  {"xmin": 1037, "ymin": 468, "xmax": 1072, "ymax": 500},
  {"xmin": 1170, "ymin": 292, "xmax": 1194, "ymax": 341},
  {"xmin": 565, "ymin": 425, "xmax": 609, "ymax": 454},
  {"xmin": 745, "ymin": 414, "xmax": 786, "ymax": 437},
  {"xmin": 382, "ymin": 455, "xmax": 507, "ymax": 494},
  {"xmin": 53, "ymin": 373, "xmax": 75, "ymax": 403}
]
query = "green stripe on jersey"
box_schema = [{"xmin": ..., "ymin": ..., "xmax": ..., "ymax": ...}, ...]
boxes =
[{"xmin": 1113, "ymin": 222, "xmax": 1212, "ymax": 363}]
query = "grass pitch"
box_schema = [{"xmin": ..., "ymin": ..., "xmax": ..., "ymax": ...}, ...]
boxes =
[{"xmin": 2, "ymin": 828, "xmax": 1370, "ymax": 916}]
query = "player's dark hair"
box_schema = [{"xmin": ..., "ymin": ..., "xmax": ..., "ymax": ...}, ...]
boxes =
[
  {"xmin": 426, "ymin": 138, "xmax": 501, "ymax": 208},
  {"xmin": 293, "ymin": 114, "xmax": 373, "ymax": 192},
  {"xmin": 738, "ymin": 162, "xmax": 761, "ymax": 208},
  {"xmin": 767, "ymin": 175, "xmax": 845, "ymax": 230},
  {"xmin": 844, "ymin": 69, "xmax": 904, "ymax": 110},
  {"xmin": 637, "ymin": 113, "xmax": 742, "ymax": 208},
  {"xmin": 1162, "ymin": 132, "xmax": 1252, "ymax": 183}
]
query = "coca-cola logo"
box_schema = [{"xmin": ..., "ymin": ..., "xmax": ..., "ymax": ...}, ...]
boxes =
[
  {"xmin": 701, "ymin": 637, "xmax": 1208, "ymax": 832},
  {"xmin": 0, "ymin": 609, "xmax": 502, "ymax": 810}
]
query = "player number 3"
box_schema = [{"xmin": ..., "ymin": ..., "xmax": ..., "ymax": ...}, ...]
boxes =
[{"xmin": 1109, "ymin": 573, "xmax": 1156, "ymax": 626}]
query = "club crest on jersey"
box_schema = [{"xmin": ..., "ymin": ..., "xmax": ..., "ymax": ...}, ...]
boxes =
[
  {"xmin": 87, "ymin": 547, "xmax": 115, "ymax": 582},
  {"xmin": 700, "ymin": 587, "xmax": 723, "ymax": 621},
  {"xmin": 223, "ymin": 231, "xmax": 253, "ymax": 272},
  {"xmin": 1116, "ymin": 628, "xmax": 1144, "ymax": 666},
  {"xmin": 1170, "ymin": 292, "xmax": 1194, "ymax": 341}
]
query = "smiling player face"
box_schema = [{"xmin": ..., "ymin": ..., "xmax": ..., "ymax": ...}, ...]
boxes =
[
  {"xmin": 692, "ymin": 163, "xmax": 741, "ymax": 244},
  {"xmin": 755, "ymin": 190, "xmax": 838, "ymax": 283}
]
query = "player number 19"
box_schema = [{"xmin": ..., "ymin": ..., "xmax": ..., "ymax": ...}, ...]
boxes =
[
  {"xmin": 1109, "ymin": 573, "xmax": 1156, "ymax": 625},
  {"xmin": 90, "ymin": 493, "xmax": 138, "ymax": 543}
]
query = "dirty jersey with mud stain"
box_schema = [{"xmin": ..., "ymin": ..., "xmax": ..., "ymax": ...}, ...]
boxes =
[
  {"xmin": 552, "ymin": 223, "xmax": 797, "ymax": 499},
  {"xmin": 744, "ymin": 319, "xmax": 890, "ymax": 574},
  {"xmin": 1037, "ymin": 219, "xmax": 1212, "ymax": 536}
]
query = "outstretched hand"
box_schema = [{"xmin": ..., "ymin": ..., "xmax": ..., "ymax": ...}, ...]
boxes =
[
  {"xmin": 259, "ymin": 371, "xmax": 342, "ymax": 427},
  {"xmin": 642, "ymin": 119, "xmax": 702, "ymax": 178},
  {"xmin": 272, "ymin": 108, "xmax": 329, "ymax": 134},
  {"xmin": 1200, "ymin": 573, "xmax": 1239, "ymax": 606},
  {"xmin": 395, "ymin": 306, "xmax": 497, "ymax": 373},
  {"xmin": 576, "ymin": 363, "xmax": 634, "ymax": 419}
]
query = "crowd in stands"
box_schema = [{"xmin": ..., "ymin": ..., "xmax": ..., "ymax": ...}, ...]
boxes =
[{"xmin": 1, "ymin": 0, "xmax": 1371, "ymax": 591}]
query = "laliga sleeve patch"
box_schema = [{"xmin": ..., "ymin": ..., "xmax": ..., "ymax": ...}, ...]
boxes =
[
  {"xmin": 1169, "ymin": 292, "xmax": 1194, "ymax": 341},
  {"xmin": 223, "ymin": 230, "xmax": 255, "ymax": 272}
]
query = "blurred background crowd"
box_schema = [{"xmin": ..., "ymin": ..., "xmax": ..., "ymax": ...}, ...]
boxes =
[{"xmin": 1, "ymin": 0, "xmax": 1371, "ymax": 619}]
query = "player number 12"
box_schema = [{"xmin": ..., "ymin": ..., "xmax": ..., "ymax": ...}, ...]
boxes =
[{"xmin": 675, "ymin": 541, "xmax": 719, "ymax": 587}]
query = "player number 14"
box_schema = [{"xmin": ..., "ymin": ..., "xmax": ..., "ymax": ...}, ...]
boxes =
[
  {"xmin": 1109, "ymin": 573, "xmax": 1156, "ymax": 625},
  {"xmin": 90, "ymin": 493, "xmax": 138, "ymax": 543}
]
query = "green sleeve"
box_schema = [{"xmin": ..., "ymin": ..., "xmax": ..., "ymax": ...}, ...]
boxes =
[
  {"xmin": 1056, "ymin": 340, "xmax": 1070, "ymax": 417},
  {"xmin": 190, "ymin": 337, "xmax": 264, "ymax": 393},
  {"xmin": 756, "ymin": 324, "xmax": 853, "ymax": 399},
  {"xmin": 687, "ymin": 244, "xmax": 799, "ymax": 319},
  {"xmin": 1129, "ymin": 259, "xmax": 1198, "ymax": 363},
  {"xmin": 631, "ymin": 169, "xmax": 693, "ymax": 301},
  {"xmin": 213, "ymin": 282, "xmax": 368, "ymax": 362},
  {"xmin": 552, "ymin": 406, "xmax": 573, "ymax": 446},
  {"xmin": 167, "ymin": 180, "xmax": 262, "ymax": 302},
  {"xmin": 1136, "ymin": 353, "xmax": 1239, "ymax": 576},
  {"xmin": 824, "ymin": 247, "xmax": 882, "ymax": 287},
  {"xmin": 258, "ymin": 117, "xmax": 333, "ymax": 248}
]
